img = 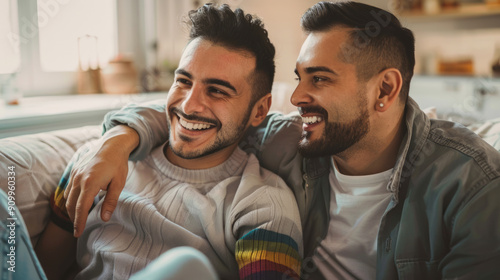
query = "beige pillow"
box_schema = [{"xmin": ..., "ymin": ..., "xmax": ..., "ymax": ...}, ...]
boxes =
[{"xmin": 0, "ymin": 126, "xmax": 100, "ymax": 246}]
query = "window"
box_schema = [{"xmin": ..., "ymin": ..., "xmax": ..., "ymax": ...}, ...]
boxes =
[
  {"xmin": 3, "ymin": 0, "xmax": 117, "ymax": 96},
  {"xmin": 38, "ymin": 0, "xmax": 117, "ymax": 72},
  {"xmin": 0, "ymin": 0, "xmax": 20, "ymax": 74}
]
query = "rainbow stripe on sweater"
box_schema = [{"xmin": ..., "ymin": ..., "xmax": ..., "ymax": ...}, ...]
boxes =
[
  {"xmin": 236, "ymin": 228, "xmax": 301, "ymax": 279},
  {"xmin": 50, "ymin": 161, "xmax": 76, "ymax": 232}
]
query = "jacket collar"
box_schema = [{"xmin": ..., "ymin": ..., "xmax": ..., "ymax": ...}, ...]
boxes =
[
  {"xmin": 387, "ymin": 97, "xmax": 430, "ymax": 201},
  {"xmin": 304, "ymin": 156, "xmax": 330, "ymax": 179}
]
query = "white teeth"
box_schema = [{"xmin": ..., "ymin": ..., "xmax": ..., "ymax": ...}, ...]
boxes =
[
  {"xmin": 179, "ymin": 118, "xmax": 213, "ymax": 130},
  {"xmin": 302, "ymin": 116, "xmax": 323, "ymax": 124}
]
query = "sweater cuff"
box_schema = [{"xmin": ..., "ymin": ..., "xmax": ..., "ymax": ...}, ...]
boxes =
[{"xmin": 235, "ymin": 228, "xmax": 301, "ymax": 280}]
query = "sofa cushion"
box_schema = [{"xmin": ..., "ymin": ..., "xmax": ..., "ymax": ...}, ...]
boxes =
[
  {"xmin": 467, "ymin": 117, "xmax": 500, "ymax": 151},
  {"xmin": 0, "ymin": 126, "xmax": 101, "ymax": 246}
]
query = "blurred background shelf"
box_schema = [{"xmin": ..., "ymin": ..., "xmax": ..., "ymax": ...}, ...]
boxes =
[{"xmin": 400, "ymin": 3, "xmax": 500, "ymax": 21}]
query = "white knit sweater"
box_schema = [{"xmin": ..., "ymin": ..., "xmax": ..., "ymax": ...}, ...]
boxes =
[{"xmin": 73, "ymin": 143, "xmax": 302, "ymax": 280}]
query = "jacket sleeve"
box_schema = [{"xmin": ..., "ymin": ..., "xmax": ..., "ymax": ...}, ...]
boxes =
[
  {"xmin": 441, "ymin": 176, "xmax": 500, "ymax": 279},
  {"xmin": 101, "ymin": 101, "xmax": 304, "ymax": 178},
  {"xmin": 102, "ymin": 99, "xmax": 169, "ymax": 161}
]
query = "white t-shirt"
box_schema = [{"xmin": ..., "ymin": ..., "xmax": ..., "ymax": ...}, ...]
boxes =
[{"xmin": 313, "ymin": 159, "xmax": 393, "ymax": 279}]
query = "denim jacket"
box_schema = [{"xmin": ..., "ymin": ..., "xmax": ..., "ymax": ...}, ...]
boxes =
[{"xmin": 104, "ymin": 97, "xmax": 500, "ymax": 280}]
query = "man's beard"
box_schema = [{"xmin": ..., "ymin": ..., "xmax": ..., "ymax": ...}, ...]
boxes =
[
  {"xmin": 167, "ymin": 106, "xmax": 251, "ymax": 160},
  {"xmin": 298, "ymin": 95, "xmax": 370, "ymax": 158}
]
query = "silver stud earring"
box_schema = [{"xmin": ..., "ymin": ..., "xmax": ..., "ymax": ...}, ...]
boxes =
[{"xmin": 379, "ymin": 103, "xmax": 384, "ymax": 108}]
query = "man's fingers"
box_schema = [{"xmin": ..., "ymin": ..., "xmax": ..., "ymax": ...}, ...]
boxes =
[
  {"xmin": 62, "ymin": 134, "xmax": 132, "ymax": 237},
  {"xmin": 65, "ymin": 183, "xmax": 81, "ymax": 223},
  {"xmin": 101, "ymin": 179, "xmax": 123, "ymax": 222},
  {"xmin": 67, "ymin": 174, "xmax": 105, "ymax": 237},
  {"xmin": 64, "ymin": 170, "xmax": 79, "ymax": 200},
  {"xmin": 73, "ymin": 190, "xmax": 98, "ymax": 238}
]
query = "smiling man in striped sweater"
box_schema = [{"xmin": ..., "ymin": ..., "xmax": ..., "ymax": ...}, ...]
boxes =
[{"xmin": 34, "ymin": 4, "xmax": 302, "ymax": 280}]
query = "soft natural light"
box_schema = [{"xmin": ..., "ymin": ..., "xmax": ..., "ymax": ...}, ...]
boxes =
[
  {"xmin": 37, "ymin": 0, "xmax": 117, "ymax": 72},
  {"xmin": 0, "ymin": 0, "xmax": 20, "ymax": 74}
]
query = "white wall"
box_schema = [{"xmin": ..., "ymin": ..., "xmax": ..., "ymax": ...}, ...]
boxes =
[
  {"xmin": 234, "ymin": 0, "xmax": 318, "ymax": 85},
  {"xmin": 153, "ymin": 0, "xmax": 500, "ymax": 119}
]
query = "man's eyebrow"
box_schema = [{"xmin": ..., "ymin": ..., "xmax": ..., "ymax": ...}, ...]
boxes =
[
  {"xmin": 175, "ymin": 68, "xmax": 237, "ymax": 93},
  {"xmin": 204, "ymin": 78, "xmax": 237, "ymax": 93},
  {"xmin": 175, "ymin": 68, "xmax": 192, "ymax": 78},
  {"xmin": 304, "ymin": 66, "xmax": 338, "ymax": 76}
]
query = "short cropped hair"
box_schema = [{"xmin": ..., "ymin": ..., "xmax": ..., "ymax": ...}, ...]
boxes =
[
  {"xmin": 187, "ymin": 4, "xmax": 275, "ymax": 105},
  {"xmin": 301, "ymin": 1, "xmax": 415, "ymax": 103}
]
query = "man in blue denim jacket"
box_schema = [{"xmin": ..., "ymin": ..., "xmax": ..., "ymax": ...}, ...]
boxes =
[{"xmin": 62, "ymin": 2, "xmax": 500, "ymax": 279}]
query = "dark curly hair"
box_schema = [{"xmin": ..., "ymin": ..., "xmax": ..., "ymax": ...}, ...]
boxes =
[{"xmin": 187, "ymin": 4, "xmax": 276, "ymax": 105}]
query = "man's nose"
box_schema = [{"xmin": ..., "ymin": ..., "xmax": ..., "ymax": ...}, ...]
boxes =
[
  {"xmin": 181, "ymin": 85, "xmax": 206, "ymax": 115},
  {"xmin": 290, "ymin": 83, "xmax": 314, "ymax": 107}
]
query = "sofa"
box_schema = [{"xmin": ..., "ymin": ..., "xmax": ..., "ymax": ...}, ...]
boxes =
[
  {"xmin": 1, "ymin": 113, "xmax": 500, "ymax": 250},
  {"xmin": 0, "ymin": 126, "xmax": 101, "ymax": 247}
]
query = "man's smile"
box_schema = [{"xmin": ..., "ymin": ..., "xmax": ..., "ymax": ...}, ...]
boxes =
[
  {"xmin": 170, "ymin": 107, "xmax": 219, "ymax": 135},
  {"xmin": 300, "ymin": 114, "xmax": 325, "ymax": 132},
  {"xmin": 301, "ymin": 115, "xmax": 323, "ymax": 125},
  {"xmin": 298, "ymin": 106, "xmax": 328, "ymax": 132},
  {"xmin": 178, "ymin": 116, "xmax": 215, "ymax": 131}
]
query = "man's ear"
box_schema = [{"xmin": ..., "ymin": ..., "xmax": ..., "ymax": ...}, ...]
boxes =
[
  {"xmin": 250, "ymin": 93, "xmax": 272, "ymax": 127},
  {"xmin": 374, "ymin": 68, "xmax": 403, "ymax": 112}
]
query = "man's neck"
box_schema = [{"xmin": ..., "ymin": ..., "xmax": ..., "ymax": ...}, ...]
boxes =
[{"xmin": 164, "ymin": 144, "xmax": 238, "ymax": 170}]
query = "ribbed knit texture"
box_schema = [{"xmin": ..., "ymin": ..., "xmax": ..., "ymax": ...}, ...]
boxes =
[
  {"xmin": 236, "ymin": 228, "xmax": 301, "ymax": 279},
  {"xmin": 52, "ymin": 143, "xmax": 302, "ymax": 280}
]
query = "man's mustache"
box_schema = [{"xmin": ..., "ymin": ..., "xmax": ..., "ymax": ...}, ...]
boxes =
[
  {"xmin": 170, "ymin": 107, "xmax": 220, "ymax": 128},
  {"xmin": 298, "ymin": 106, "xmax": 328, "ymax": 117}
]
